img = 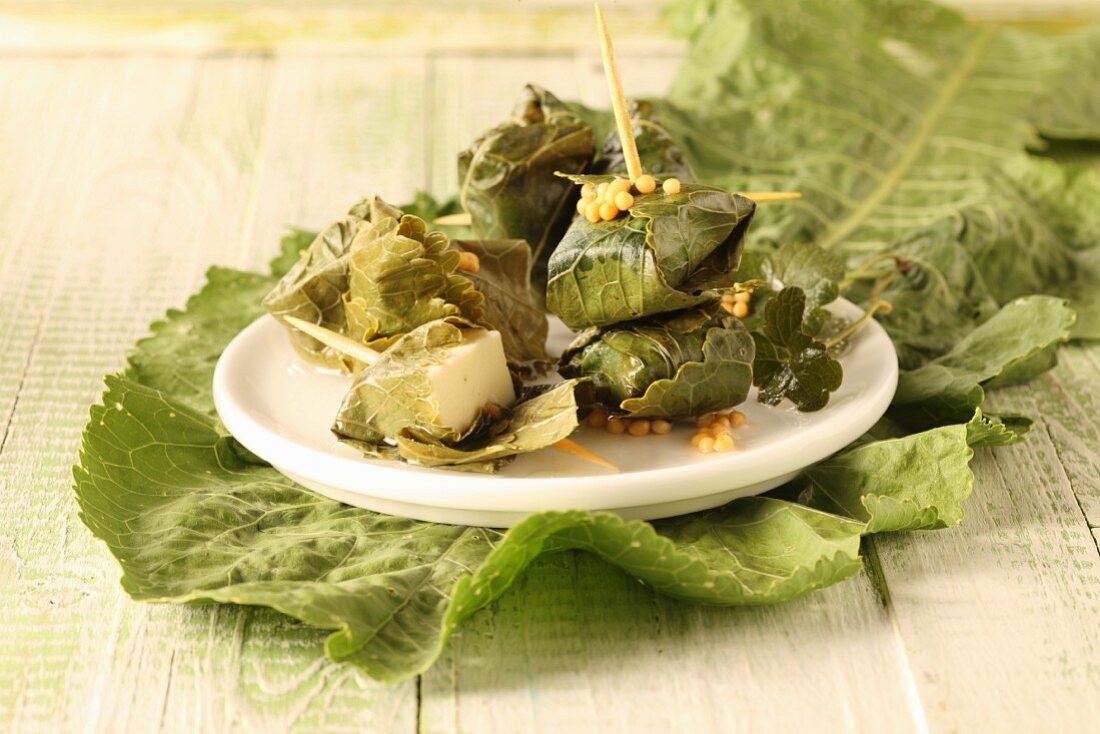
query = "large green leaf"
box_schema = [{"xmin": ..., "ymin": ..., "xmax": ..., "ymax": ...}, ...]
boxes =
[
  {"xmin": 798, "ymin": 424, "xmax": 973, "ymax": 533},
  {"xmin": 658, "ymin": 0, "xmax": 1100, "ymax": 349},
  {"xmin": 891, "ymin": 295, "xmax": 1076, "ymax": 428},
  {"xmin": 75, "ymin": 377, "xmax": 863, "ymax": 683},
  {"xmin": 1029, "ymin": 25, "xmax": 1100, "ymax": 142},
  {"xmin": 559, "ymin": 308, "xmax": 755, "ymax": 418},
  {"xmin": 458, "ymin": 85, "xmax": 595, "ymax": 300},
  {"xmin": 845, "ymin": 228, "xmax": 1001, "ymax": 369},
  {"xmin": 546, "ymin": 181, "xmax": 755, "ymax": 329},
  {"xmin": 950, "ymin": 156, "xmax": 1100, "ymax": 339},
  {"xmin": 662, "ymin": 0, "xmax": 1066, "ymax": 256}
]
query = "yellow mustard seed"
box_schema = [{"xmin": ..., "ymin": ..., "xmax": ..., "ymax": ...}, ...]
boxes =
[
  {"xmin": 457, "ymin": 251, "xmax": 481, "ymax": 273},
  {"xmin": 662, "ymin": 177, "xmax": 682, "ymax": 195},
  {"xmin": 713, "ymin": 414, "xmax": 731, "ymax": 428},
  {"xmin": 714, "ymin": 434, "xmax": 735, "ymax": 452},
  {"xmin": 609, "ymin": 178, "xmax": 631, "ymax": 195},
  {"xmin": 587, "ymin": 409, "xmax": 609, "ymax": 429},
  {"xmin": 599, "ymin": 202, "xmax": 620, "ymax": 221},
  {"xmin": 581, "ymin": 182, "xmax": 596, "ymax": 199},
  {"xmin": 721, "ymin": 293, "xmax": 737, "ymax": 305},
  {"xmin": 597, "ymin": 182, "xmax": 609, "ymax": 198},
  {"xmin": 690, "ymin": 432, "xmax": 707, "ymax": 447},
  {"xmin": 698, "ymin": 436, "xmax": 716, "ymax": 454},
  {"xmin": 585, "ymin": 201, "xmax": 602, "ymax": 223},
  {"xmin": 721, "ymin": 302, "xmax": 736, "ymax": 315},
  {"xmin": 634, "ymin": 175, "xmax": 657, "ymax": 195},
  {"xmin": 695, "ymin": 413, "xmax": 714, "ymax": 428},
  {"xmin": 732, "ymin": 302, "xmax": 750, "ymax": 318},
  {"xmin": 651, "ymin": 419, "xmax": 673, "ymax": 435},
  {"xmin": 628, "ymin": 419, "xmax": 651, "ymax": 437},
  {"xmin": 733, "ymin": 291, "xmax": 751, "ymax": 304},
  {"xmin": 576, "ymin": 198, "xmax": 588, "ymax": 216},
  {"xmin": 614, "ymin": 191, "xmax": 634, "ymax": 210},
  {"xmin": 606, "ymin": 418, "xmax": 627, "ymax": 435},
  {"xmin": 729, "ymin": 411, "xmax": 747, "ymax": 428}
]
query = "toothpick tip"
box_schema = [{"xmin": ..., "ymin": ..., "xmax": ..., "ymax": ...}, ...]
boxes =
[{"xmin": 553, "ymin": 438, "xmax": 620, "ymax": 472}]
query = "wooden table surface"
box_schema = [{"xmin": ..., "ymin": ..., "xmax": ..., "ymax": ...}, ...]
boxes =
[{"xmin": 2, "ymin": 3, "xmax": 1100, "ymax": 732}]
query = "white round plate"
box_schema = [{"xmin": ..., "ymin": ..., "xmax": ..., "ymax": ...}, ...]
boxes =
[{"xmin": 214, "ymin": 300, "xmax": 897, "ymax": 527}]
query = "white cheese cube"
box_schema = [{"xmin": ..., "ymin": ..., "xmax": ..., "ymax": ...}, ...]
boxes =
[{"xmin": 426, "ymin": 329, "xmax": 516, "ymax": 433}]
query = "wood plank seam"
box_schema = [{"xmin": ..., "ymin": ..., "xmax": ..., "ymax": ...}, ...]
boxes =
[
  {"xmin": 1042, "ymin": 370, "xmax": 1100, "ymax": 530},
  {"xmin": 0, "ymin": 317, "xmax": 44, "ymax": 460},
  {"xmin": 862, "ymin": 538, "xmax": 929, "ymax": 734},
  {"xmin": 1036, "ymin": 418, "xmax": 1100, "ymax": 560}
]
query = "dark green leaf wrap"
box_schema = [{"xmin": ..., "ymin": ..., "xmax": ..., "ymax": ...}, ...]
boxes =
[
  {"xmin": 333, "ymin": 318, "xmax": 586, "ymax": 473},
  {"xmin": 458, "ymin": 85, "xmax": 595, "ymax": 300},
  {"xmin": 546, "ymin": 181, "xmax": 756, "ymax": 329},
  {"xmin": 559, "ymin": 308, "xmax": 755, "ymax": 418}
]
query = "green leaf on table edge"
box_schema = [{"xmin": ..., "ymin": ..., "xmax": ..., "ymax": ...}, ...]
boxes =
[
  {"xmin": 890, "ymin": 296, "xmax": 1076, "ymax": 429},
  {"xmin": 965, "ymin": 409, "xmax": 1032, "ymax": 448},
  {"xmin": 1029, "ymin": 25, "xmax": 1100, "ymax": 143},
  {"xmin": 797, "ymin": 424, "xmax": 974, "ymax": 533}
]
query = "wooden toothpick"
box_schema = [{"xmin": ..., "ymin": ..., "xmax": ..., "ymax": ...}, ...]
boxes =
[
  {"xmin": 434, "ymin": 212, "xmax": 473, "ymax": 226},
  {"xmin": 595, "ymin": 1, "xmax": 643, "ymax": 183},
  {"xmin": 284, "ymin": 316, "xmax": 379, "ymax": 366},
  {"xmin": 738, "ymin": 191, "xmax": 802, "ymax": 203},
  {"xmin": 552, "ymin": 438, "xmax": 620, "ymax": 472}
]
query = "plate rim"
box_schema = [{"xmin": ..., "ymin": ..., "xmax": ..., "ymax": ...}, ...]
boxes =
[{"xmin": 213, "ymin": 301, "xmax": 898, "ymax": 514}]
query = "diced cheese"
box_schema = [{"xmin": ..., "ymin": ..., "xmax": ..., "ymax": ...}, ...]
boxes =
[{"xmin": 425, "ymin": 329, "xmax": 516, "ymax": 433}]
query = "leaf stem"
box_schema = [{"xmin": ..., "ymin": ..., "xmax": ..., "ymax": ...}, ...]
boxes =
[
  {"xmin": 839, "ymin": 252, "xmax": 900, "ymax": 290},
  {"xmin": 823, "ymin": 300, "xmax": 893, "ymax": 351}
]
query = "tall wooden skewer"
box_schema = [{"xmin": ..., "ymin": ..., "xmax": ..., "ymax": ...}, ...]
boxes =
[
  {"xmin": 283, "ymin": 316, "xmax": 619, "ymax": 472},
  {"xmin": 595, "ymin": 1, "xmax": 643, "ymax": 183}
]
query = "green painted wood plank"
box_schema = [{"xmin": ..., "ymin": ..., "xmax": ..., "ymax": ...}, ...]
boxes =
[
  {"xmin": 1042, "ymin": 345, "xmax": 1100, "ymax": 527},
  {"xmin": 239, "ymin": 54, "xmax": 431, "ymax": 272},
  {"xmin": 0, "ymin": 55, "xmax": 419, "ymax": 733},
  {"xmin": 868, "ymin": 381, "xmax": 1100, "ymax": 731}
]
